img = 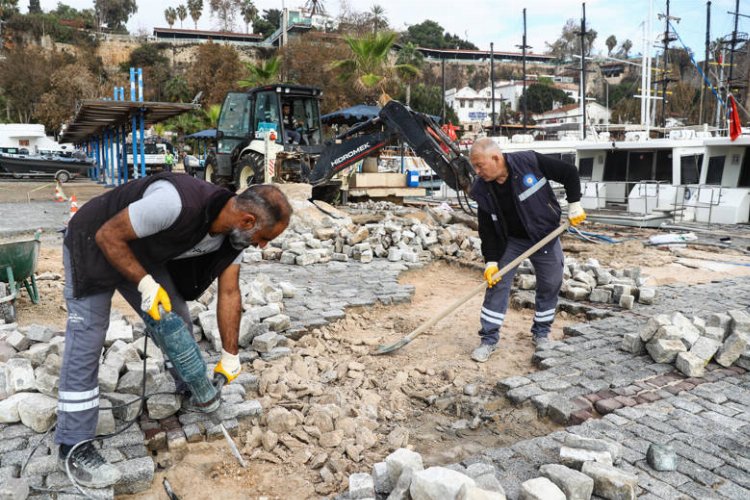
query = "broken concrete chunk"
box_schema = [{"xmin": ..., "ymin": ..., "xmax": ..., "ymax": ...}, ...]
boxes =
[
  {"xmin": 675, "ymin": 351, "xmax": 705, "ymax": 377},
  {"xmin": 559, "ymin": 446, "xmax": 613, "ymax": 470},
  {"xmin": 640, "ymin": 314, "xmax": 671, "ymax": 342},
  {"xmin": 410, "ymin": 466, "xmax": 476, "ymax": 500},
  {"xmin": 645, "ymin": 338, "xmax": 686, "ymax": 364},
  {"xmin": 689, "ymin": 337, "xmax": 721, "ymax": 363},
  {"xmin": 581, "ymin": 462, "xmax": 637, "ymax": 500},
  {"xmin": 539, "ymin": 463, "xmax": 594, "ymax": 500},
  {"xmin": 385, "ymin": 448, "xmax": 424, "ymax": 485},
  {"xmin": 715, "ymin": 331, "xmax": 750, "ymax": 367},
  {"xmin": 519, "ymin": 477, "xmax": 565, "ymax": 500}
]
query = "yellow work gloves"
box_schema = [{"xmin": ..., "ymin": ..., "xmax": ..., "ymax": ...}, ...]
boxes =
[
  {"xmin": 214, "ymin": 349, "xmax": 241, "ymax": 383},
  {"xmin": 568, "ymin": 201, "xmax": 587, "ymax": 226},
  {"xmin": 137, "ymin": 274, "xmax": 172, "ymax": 321},
  {"xmin": 484, "ymin": 261, "xmax": 501, "ymax": 288}
]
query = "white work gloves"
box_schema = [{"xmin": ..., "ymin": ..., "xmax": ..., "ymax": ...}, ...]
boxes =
[
  {"xmin": 483, "ymin": 261, "xmax": 501, "ymax": 288},
  {"xmin": 138, "ymin": 275, "xmax": 172, "ymax": 321},
  {"xmin": 214, "ymin": 349, "xmax": 241, "ymax": 383},
  {"xmin": 568, "ymin": 201, "xmax": 587, "ymax": 226}
]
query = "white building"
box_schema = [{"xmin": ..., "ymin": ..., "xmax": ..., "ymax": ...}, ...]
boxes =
[
  {"xmin": 446, "ymin": 80, "xmax": 580, "ymax": 130},
  {"xmin": 0, "ymin": 124, "xmax": 72, "ymax": 153},
  {"xmin": 532, "ymin": 102, "xmax": 611, "ymax": 137}
]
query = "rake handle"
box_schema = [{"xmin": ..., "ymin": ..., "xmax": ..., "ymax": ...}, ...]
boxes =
[{"xmin": 396, "ymin": 223, "xmax": 569, "ymax": 347}]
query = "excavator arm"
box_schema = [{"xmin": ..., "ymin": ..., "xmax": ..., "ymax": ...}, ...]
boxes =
[{"xmin": 310, "ymin": 100, "xmax": 475, "ymax": 193}]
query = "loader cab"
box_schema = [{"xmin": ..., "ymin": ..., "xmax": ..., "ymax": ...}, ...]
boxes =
[{"xmin": 216, "ymin": 85, "xmax": 323, "ymax": 154}]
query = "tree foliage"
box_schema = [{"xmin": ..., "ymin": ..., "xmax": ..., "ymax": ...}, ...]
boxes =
[
  {"xmin": 188, "ymin": 42, "xmax": 242, "ymax": 105},
  {"xmin": 176, "ymin": 4, "xmax": 187, "ymax": 28},
  {"xmin": 0, "ymin": 45, "xmax": 71, "ymax": 123},
  {"xmin": 253, "ymin": 9, "xmax": 279, "ymax": 38},
  {"xmin": 208, "ymin": 0, "xmax": 241, "ymax": 31},
  {"xmin": 94, "ymin": 0, "xmax": 137, "ymax": 32},
  {"xmin": 545, "ymin": 18, "xmax": 597, "ymax": 61},
  {"xmin": 28, "ymin": 0, "xmax": 40, "ymax": 14},
  {"xmin": 35, "ymin": 64, "xmax": 100, "ymax": 133},
  {"xmin": 331, "ymin": 31, "xmax": 418, "ymax": 103},
  {"xmin": 619, "ymin": 39, "xmax": 633, "ymax": 57},
  {"xmin": 369, "ymin": 4, "xmax": 388, "ymax": 34},
  {"xmin": 522, "ymin": 83, "xmax": 574, "ymax": 114},
  {"xmin": 238, "ymin": 56, "xmax": 281, "ymax": 88},
  {"xmin": 164, "ymin": 7, "xmax": 176, "ymax": 28},
  {"xmin": 396, "ymin": 83, "xmax": 459, "ymax": 124},
  {"xmin": 0, "ymin": 0, "xmax": 19, "ymax": 20},
  {"xmin": 606, "ymin": 35, "xmax": 617, "ymax": 56},
  {"xmin": 187, "ymin": 0, "xmax": 203, "ymax": 29},
  {"xmin": 400, "ymin": 20, "xmax": 477, "ymax": 50},
  {"xmin": 279, "ymin": 34, "xmax": 361, "ymax": 114},
  {"xmin": 240, "ymin": 0, "xmax": 257, "ymax": 33}
]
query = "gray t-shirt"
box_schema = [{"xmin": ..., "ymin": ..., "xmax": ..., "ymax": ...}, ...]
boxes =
[{"xmin": 128, "ymin": 180, "xmax": 242, "ymax": 264}]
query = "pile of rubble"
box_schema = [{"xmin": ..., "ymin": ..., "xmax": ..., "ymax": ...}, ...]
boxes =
[
  {"xmin": 340, "ymin": 434, "xmax": 641, "ymax": 500},
  {"xmin": 247, "ymin": 198, "xmax": 482, "ymax": 267},
  {"xmin": 557, "ymin": 258, "xmax": 656, "ymax": 309},
  {"xmin": 621, "ymin": 309, "xmax": 750, "ymax": 377}
]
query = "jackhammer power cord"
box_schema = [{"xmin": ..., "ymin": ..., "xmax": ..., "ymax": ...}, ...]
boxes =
[{"xmin": 21, "ymin": 334, "xmax": 175, "ymax": 499}]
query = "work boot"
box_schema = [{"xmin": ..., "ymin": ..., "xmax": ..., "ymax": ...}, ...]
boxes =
[
  {"xmin": 58, "ymin": 442, "xmax": 121, "ymax": 489},
  {"xmin": 471, "ymin": 343, "xmax": 497, "ymax": 363}
]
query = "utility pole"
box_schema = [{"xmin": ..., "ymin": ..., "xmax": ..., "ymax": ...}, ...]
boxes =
[
  {"xmin": 490, "ymin": 42, "xmax": 496, "ymax": 135},
  {"xmin": 699, "ymin": 1, "xmax": 711, "ymax": 125},
  {"xmin": 657, "ymin": 0, "xmax": 679, "ymax": 128},
  {"xmin": 516, "ymin": 8, "xmax": 530, "ymax": 131},
  {"xmin": 441, "ymin": 56, "xmax": 446, "ymax": 122},
  {"xmin": 578, "ymin": 3, "xmax": 588, "ymax": 139}
]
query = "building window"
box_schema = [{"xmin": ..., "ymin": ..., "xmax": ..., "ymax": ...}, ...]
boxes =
[
  {"xmin": 19, "ymin": 140, "xmax": 29, "ymax": 146},
  {"xmin": 460, "ymin": 100, "xmax": 465, "ymax": 108},
  {"xmin": 469, "ymin": 101, "xmax": 474, "ymax": 108}
]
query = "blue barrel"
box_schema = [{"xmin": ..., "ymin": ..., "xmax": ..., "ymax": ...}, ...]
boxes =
[{"xmin": 407, "ymin": 170, "xmax": 419, "ymax": 187}]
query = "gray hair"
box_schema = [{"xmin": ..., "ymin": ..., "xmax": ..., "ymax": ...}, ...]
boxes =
[
  {"xmin": 235, "ymin": 184, "xmax": 293, "ymax": 229},
  {"xmin": 470, "ymin": 137, "xmax": 503, "ymax": 157}
]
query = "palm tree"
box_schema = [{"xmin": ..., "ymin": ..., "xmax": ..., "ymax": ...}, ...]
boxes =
[
  {"xmin": 176, "ymin": 5, "xmax": 188, "ymax": 28},
  {"xmin": 164, "ymin": 7, "xmax": 177, "ymax": 29},
  {"xmin": 304, "ymin": 0, "xmax": 325, "ymax": 16},
  {"xmin": 396, "ymin": 42, "xmax": 423, "ymax": 106},
  {"xmin": 606, "ymin": 35, "xmax": 617, "ymax": 57},
  {"xmin": 205, "ymin": 104, "xmax": 222, "ymax": 128},
  {"xmin": 621, "ymin": 39, "xmax": 633, "ymax": 58},
  {"xmin": 369, "ymin": 4, "xmax": 386, "ymax": 34},
  {"xmin": 331, "ymin": 31, "xmax": 419, "ymax": 104},
  {"xmin": 240, "ymin": 0, "xmax": 257, "ymax": 34},
  {"xmin": 187, "ymin": 0, "xmax": 203, "ymax": 29},
  {"xmin": 238, "ymin": 56, "xmax": 282, "ymax": 88}
]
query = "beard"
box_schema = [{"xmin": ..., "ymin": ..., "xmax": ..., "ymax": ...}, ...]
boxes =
[{"xmin": 229, "ymin": 227, "xmax": 258, "ymax": 250}]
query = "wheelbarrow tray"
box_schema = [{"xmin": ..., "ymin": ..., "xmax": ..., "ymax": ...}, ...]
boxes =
[{"xmin": 0, "ymin": 235, "xmax": 41, "ymax": 310}]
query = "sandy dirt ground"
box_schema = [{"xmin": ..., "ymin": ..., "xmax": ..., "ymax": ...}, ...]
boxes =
[
  {"xmin": 0, "ymin": 179, "xmax": 107, "ymax": 204},
  {"xmin": 10, "ymin": 227, "xmax": 750, "ymax": 499}
]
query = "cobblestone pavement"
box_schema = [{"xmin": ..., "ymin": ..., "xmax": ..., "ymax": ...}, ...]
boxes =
[
  {"xmin": 239, "ymin": 259, "xmax": 416, "ymax": 339},
  {"xmin": 477, "ymin": 277, "xmax": 750, "ymax": 499}
]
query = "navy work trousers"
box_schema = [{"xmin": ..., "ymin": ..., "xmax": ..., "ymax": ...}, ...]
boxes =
[
  {"xmin": 478, "ymin": 236, "xmax": 564, "ymax": 345},
  {"xmin": 54, "ymin": 245, "xmax": 191, "ymax": 446}
]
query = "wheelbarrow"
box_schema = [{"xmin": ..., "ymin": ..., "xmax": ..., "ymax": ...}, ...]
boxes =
[{"xmin": 0, "ymin": 231, "xmax": 41, "ymax": 323}]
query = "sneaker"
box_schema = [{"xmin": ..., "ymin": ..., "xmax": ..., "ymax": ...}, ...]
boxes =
[
  {"xmin": 58, "ymin": 443, "xmax": 121, "ymax": 489},
  {"xmin": 471, "ymin": 343, "xmax": 497, "ymax": 363}
]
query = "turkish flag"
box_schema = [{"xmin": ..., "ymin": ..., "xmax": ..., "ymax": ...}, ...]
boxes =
[{"xmin": 729, "ymin": 94, "xmax": 742, "ymax": 141}]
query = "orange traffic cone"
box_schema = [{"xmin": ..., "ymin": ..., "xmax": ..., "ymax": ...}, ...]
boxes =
[
  {"xmin": 68, "ymin": 194, "xmax": 78, "ymax": 221},
  {"xmin": 54, "ymin": 182, "xmax": 67, "ymax": 202}
]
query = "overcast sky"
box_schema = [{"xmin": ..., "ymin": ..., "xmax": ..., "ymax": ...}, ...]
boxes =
[{"xmin": 35, "ymin": 0, "xmax": 744, "ymax": 60}]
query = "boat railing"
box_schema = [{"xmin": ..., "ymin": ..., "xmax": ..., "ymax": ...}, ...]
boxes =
[
  {"xmin": 671, "ymin": 184, "xmax": 723, "ymax": 226},
  {"xmin": 581, "ymin": 180, "xmax": 672, "ymax": 215}
]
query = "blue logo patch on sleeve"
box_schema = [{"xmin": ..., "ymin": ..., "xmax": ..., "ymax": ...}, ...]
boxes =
[{"xmin": 523, "ymin": 174, "xmax": 537, "ymax": 187}]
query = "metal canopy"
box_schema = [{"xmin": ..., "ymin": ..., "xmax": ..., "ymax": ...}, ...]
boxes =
[{"xmin": 60, "ymin": 100, "xmax": 199, "ymax": 143}]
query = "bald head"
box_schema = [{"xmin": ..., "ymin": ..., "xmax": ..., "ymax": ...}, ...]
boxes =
[{"xmin": 469, "ymin": 138, "xmax": 507, "ymax": 183}]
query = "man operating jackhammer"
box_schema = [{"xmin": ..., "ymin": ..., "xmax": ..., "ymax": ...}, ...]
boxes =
[
  {"xmin": 56, "ymin": 172, "xmax": 292, "ymax": 488},
  {"xmin": 468, "ymin": 138, "xmax": 585, "ymax": 363}
]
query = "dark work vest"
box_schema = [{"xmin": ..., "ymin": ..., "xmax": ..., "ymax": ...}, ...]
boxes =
[
  {"xmin": 470, "ymin": 151, "xmax": 562, "ymax": 248},
  {"xmin": 65, "ymin": 172, "xmax": 240, "ymax": 300}
]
